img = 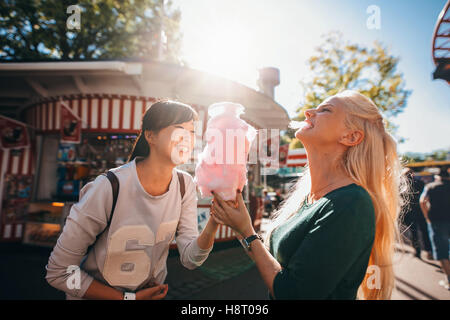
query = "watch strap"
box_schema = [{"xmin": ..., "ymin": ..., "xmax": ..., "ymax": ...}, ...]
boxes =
[{"xmin": 243, "ymin": 234, "xmax": 262, "ymax": 251}]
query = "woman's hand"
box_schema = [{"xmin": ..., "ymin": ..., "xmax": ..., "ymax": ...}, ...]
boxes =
[
  {"xmin": 135, "ymin": 283, "xmax": 168, "ymax": 300},
  {"xmin": 211, "ymin": 190, "xmax": 255, "ymax": 238},
  {"xmin": 208, "ymin": 201, "xmax": 223, "ymax": 226},
  {"xmin": 209, "ymin": 198, "xmax": 232, "ymax": 225}
]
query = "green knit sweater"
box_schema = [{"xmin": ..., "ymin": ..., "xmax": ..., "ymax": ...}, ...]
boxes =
[{"xmin": 269, "ymin": 183, "xmax": 376, "ymax": 299}]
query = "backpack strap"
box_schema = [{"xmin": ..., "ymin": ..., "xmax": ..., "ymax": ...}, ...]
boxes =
[
  {"xmin": 104, "ymin": 171, "xmax": 120, "ymax": 224},
  {"xmin": 85, "ymin": 171, "xmax": 119, "ymax": 254},
  {"xmin": 177, "ymin": 171, "xmax": 185, "ymax": 199},
  {"xmin": 99, "ymin": 171, "xmax": 119, "ymax": 232}
]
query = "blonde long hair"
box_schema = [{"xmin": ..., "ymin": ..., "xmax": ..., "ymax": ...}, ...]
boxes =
[{"xmin": 266, "ymin": 90, "xmax": 409, "ymax": 300}]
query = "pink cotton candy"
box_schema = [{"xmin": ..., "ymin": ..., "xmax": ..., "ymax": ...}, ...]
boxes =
[{"xmin": 194, "ymin": 102, "xmax": 257, "ymax": 201}]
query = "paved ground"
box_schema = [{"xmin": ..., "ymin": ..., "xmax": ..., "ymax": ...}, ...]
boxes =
[
  {"xmin": 165, "ymin": 242, "xmax": 268, "ymax": 300},
  {"xmin": 391, "ymin": 244, "xmax": 449, "ymax": 300},
  {"xmin": 0, "ymin": 243, "xmax": 65, "ymax": 300}
]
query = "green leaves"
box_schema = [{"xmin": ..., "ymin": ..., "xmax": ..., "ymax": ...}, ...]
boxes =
[
  {"xmin": 0, "ymin": 0, "xmax": 183, "ymax": 62},
  {"xmin": 298, "ymin": 32, "xmax": 411, "ymax": 142}
]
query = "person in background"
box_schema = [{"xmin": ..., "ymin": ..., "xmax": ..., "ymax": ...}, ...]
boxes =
[
  {"xmin": 263, "ymin": 189, "xmax": 273, "ymax": 218},
  {"xmin": 402, "ymin": 168, "xmax": 433, "ymax": 260},
  {"xmin": 420, "ymin": 167, "xmax": 450, "ymax": 290},
  {"xmin": 274, "ymin": 189, "xmax": 283, "ymax": 211}
]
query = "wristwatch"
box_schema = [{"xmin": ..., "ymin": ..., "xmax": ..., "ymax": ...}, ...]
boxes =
[
  {"xmin": 240, "ymin": 234, "xmax": 263, "ymax": 252},
  {"xmin": 123, "ymin": 292, "xmax": 136, "ymax": 300}
]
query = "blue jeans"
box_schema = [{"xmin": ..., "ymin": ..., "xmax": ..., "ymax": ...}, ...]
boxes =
[{"xmin": 427, "ymin": 221, "xmax": 450, "ymax": 260}]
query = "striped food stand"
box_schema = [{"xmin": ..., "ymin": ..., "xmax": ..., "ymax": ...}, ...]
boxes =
[{"xmin": 0, "ymin": 61, "xmax": 290, "ymax": 247}]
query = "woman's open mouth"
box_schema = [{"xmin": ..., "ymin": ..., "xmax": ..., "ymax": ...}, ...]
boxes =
[
  {"xmin": 289, "ymin": 120, "xmax": 314, "ymax": 130},
  {"xmin": 301, "ymin": 120, "xmax": 314, "ymax": 130}
]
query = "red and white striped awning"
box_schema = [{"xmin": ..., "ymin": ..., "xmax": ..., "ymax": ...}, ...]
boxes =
[
  {"xmin": 286, "ymin": 148, "xmax": 307, "ymax": 167},
  {"xmin": 24, "ymin": 94, "xmax": 208, "ymax": 134},
  {"xmin": 0, "ymin": 147, "xmax": 35, "ymax": 176}
]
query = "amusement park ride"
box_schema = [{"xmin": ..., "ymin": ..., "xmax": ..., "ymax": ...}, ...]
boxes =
[{"xmin": 432, "ymin": 1, "xmax": 450, "ymax": 83}]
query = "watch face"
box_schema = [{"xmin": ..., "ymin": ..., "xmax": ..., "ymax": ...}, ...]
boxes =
[{"xmin": 239, "ymin": 238, "xmax": 249, "ymax": 250}]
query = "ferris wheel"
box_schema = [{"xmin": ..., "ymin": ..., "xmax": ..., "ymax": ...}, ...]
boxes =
[{"xmin": 432, "ymin": 1, "xmax": 450, "ymax": 83}]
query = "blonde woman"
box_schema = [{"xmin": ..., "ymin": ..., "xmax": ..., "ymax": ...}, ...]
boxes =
[{"xmin": 211, "ymin": 90, "xmax": 408, "ymax": 300}]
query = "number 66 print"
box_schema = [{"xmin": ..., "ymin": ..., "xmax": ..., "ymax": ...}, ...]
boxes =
[{"xmin": 102, "ymin": 221, "xmax": 178, "ymax": 287}]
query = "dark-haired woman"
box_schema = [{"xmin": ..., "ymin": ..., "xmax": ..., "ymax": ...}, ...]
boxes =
[{"xmin": 46, "ymin": 100, "xmax": 219, "ymax": 300}]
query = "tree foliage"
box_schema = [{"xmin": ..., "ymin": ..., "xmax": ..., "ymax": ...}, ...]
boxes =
[
  {"xmin": 0, "ymin": 0, "xmax": 182, "ymax": 63},
  {"xmin": 402, "ymin": 149, "xmax": 449, "ymax": 163},
  {"xmin": 294, "ymin": 32, "xmax": 411, "ymax": 142}
]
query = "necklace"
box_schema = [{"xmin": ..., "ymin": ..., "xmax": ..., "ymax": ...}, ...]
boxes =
[{"xmin": 306, "ymin": 180, "xmax": 345, "ymax": 205}]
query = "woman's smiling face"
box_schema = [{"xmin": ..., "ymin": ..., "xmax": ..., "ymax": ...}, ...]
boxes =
[
  {"xmin": 295, "ymin": 96, "xmax": 358, "ymax": 148},
  {"xmin": 146, "ymin": 120, "xmax": 196, "ymax": 165}
]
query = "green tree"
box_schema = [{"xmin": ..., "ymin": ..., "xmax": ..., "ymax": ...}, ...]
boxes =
[
  {"xmin": 295, "ymin": 32, "xmax": 411, "ymax": 142},
  {"xmin": 0, "ymin": 0, "xmax": 183, "ymax": 63},
  {"xmin": 400, "ymin": 149, "xmax": 448, "ymax": 164},
  {"xmin": 400, "ymin": 152, "xmax": 423, "ymax": 164},
  {"xmin": 427, "ymin": 149, "xmax": 448, "ymax": 161}
]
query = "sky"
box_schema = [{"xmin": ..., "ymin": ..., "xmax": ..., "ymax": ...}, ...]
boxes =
[{"xmin": 172, "ymin": 0, "xmax": 450, "ymax": 155}]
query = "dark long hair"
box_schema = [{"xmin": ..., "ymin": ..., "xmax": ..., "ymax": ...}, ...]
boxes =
[{"xmin": 128, "ymin": 100, "xmax": 198, "ymax": 162}]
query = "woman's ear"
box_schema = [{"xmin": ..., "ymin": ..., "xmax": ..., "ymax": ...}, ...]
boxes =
[
  {"xmin": 144, "ymin": 130, "xmax": 156, "ymax": 146},
  {"xmin": 339, "ymin": 129, "xmax": 364, "ymax": 147}
]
